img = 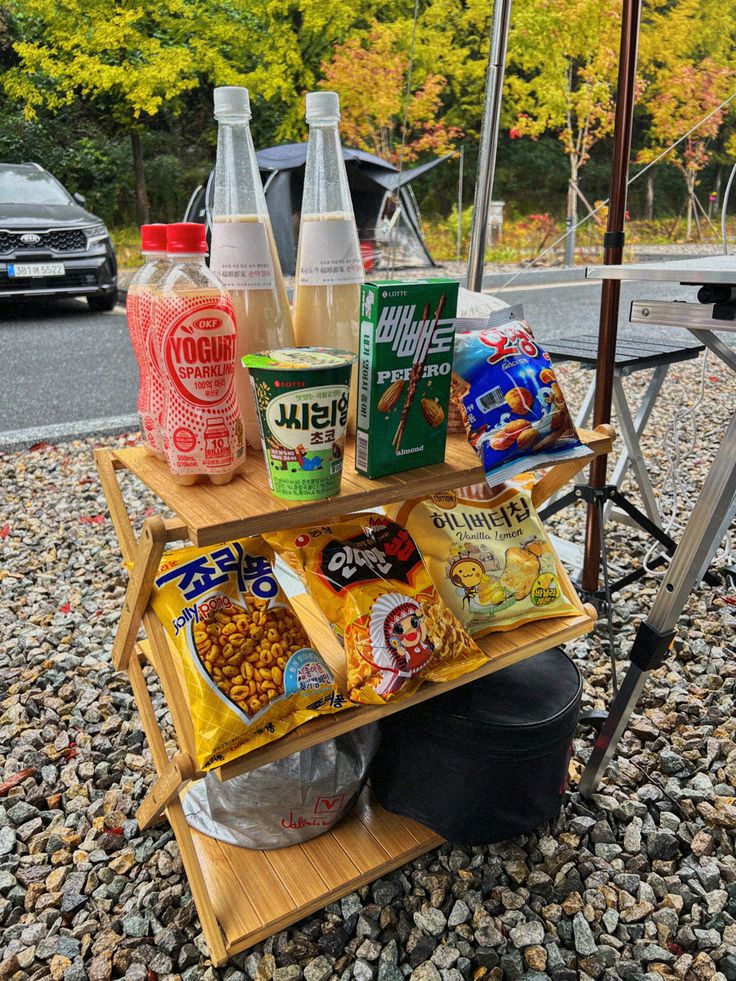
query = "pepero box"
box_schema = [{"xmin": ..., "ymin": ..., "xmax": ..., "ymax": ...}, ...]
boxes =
[{"xmin": 356, "ymin": 279, "xmax": 458, "ymax": 479}]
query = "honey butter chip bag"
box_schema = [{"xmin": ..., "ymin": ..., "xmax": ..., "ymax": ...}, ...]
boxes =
[
  {"xmin": 264, "ymin": 515, "xmax": 488, "ymax": 705},
  {"xmin": 151, "ymin": 538, "xmax": 345, "ymax": 771},
  {"xmin": 452, "ymin": 320, "xmax": 591, "ymax": 484},
  {"xmin": 386, "ymin": 482, "xmax": 580, "ymax": 639}
]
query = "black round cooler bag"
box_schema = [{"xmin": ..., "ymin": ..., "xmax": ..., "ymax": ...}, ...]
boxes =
[{"xmin": 369, "ymin": 646, "xmax": 582, "ymax": 845}]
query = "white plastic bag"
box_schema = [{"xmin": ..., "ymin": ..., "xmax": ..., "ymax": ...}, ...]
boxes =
[{"xmin": 183, "ymin": 726, "xmax": 380, "ymax": 849}]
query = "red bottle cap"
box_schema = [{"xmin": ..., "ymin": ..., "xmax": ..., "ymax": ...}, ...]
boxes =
[
  {"xmin": 140, "ymin": 224, "xmax": 167, "ymax": 252},
  {"xmin": 166, "ymin": 222, "xmax": 208, "ymax": 254}
]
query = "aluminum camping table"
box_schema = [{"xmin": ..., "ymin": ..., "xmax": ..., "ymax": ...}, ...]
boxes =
[
  {"xmin": 578, "ymin": 254, "xmax": 736, "ymax": 795},
  {"xmin": 544, "ymin": 331, "xmax": 704, "ymax": 527}
]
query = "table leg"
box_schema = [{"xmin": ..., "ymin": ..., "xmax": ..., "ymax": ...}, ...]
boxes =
[
  {"xmin": 574, "ymin": 376, "xmax": 596, "ymax": 430},
  {"xmin": 606, "ymin": 363, "xmax": 669, "ymax": 518},
  {"xmin": 608, "ymin": 375, "xmax": 663, "ymax": 525},
  {"xmin": 688, "ymin": 329, "xmax": 736, "ymax": 373},
  {"xmin": 579, "ymin": 409, "xmax": 736, "ymax": 796}
]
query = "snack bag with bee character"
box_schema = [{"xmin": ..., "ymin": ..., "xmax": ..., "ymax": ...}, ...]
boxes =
[
  {"xmin": 452, "ymin": 320, "xmax": 590, "ymax": 484},
  {"xmin": 264, "ymin": 515, "xmax": 488, "ymax": 705},
  {"xmin": 151, "ymin": 538, "xmax": 345, "ymax": 770},
  {"xmin": 386, "ymin": 482, "xmax": 580, "ymax": 638}
]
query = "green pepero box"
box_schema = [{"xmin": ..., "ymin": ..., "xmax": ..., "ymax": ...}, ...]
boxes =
[{"xmin": 356, "ymin": 279, "xmax": 459, "ymax": 479}]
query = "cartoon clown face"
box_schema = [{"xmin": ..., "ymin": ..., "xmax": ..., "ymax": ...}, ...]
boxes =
[{"xmin": 369, "ymin": 592, "xmax": 435, "ymax": 696}]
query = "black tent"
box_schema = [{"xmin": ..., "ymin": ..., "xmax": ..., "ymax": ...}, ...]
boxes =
[{"xmin": 184, "ymin": 144, "xmax": 452, "ymax": 275}]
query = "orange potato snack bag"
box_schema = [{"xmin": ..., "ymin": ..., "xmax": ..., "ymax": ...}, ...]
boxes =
[{"xmin": 265, "ymin": 514, "xmax": 488, "ymax": 705}]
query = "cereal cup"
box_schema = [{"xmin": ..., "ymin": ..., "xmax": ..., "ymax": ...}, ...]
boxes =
[{"xmin": 242, "ymin": 348, "xmax": 355, "ymax": 501}]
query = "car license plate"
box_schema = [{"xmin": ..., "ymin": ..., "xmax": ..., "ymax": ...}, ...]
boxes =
[{"xmin": 7, "ymin": 262, "xmax": 65, "ymax": 278}]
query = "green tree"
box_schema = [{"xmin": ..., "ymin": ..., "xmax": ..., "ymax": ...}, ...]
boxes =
[
  {"xmin": 504, "ymin": 0, "xmax": 623, "ymax": 251},
  {"xmin": 235, "ymin": 0, "xmax": 406, "ymax": 144},
  {"xmin": 2, "ymin": 0, "xmax": 256, "ymax": 222},
  {"xmin": 638, "ymin": 0, "xmax": 736, "ymax": 238},
  {"xmin": 319, "ymin": 22, "xmax": 462, "ymax": 166}
]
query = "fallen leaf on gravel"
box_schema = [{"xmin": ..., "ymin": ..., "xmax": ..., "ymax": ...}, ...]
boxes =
[
  {"xmin": 0, "ymin": 768, "xmax": 36, "ymax": 796},
  {"xmin": 29, "ymin": 441, "xmax": 51, "ymax": 451},
  {"xmin": 59, "ymin": 602, "xmax": 71, "ymax": 613},
  {"xmin": 80, "ymin": 515, "xmax": 105, "ymax": 525},
  {"xmin": 0, "ymin": 523, "xmax": 9, "ymax": 539}
]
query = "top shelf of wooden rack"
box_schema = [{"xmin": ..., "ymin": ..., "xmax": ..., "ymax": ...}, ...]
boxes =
[{"xmin": 112, "ymin": 429, "xmax": 611, "ymax": 546}]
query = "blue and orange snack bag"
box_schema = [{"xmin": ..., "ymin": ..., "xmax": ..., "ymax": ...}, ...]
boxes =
[{"xmin": 451, "ymin": 320, "xmax": 590, "ymax": 484}]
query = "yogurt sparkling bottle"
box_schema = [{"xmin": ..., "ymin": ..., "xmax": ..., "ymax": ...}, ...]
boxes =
[
  {"xmin": 210, "ymin": 86, "xmax": 294, "ymax": 452},
  {"xmin": 154, "ymin": 222, "xmax": 245, "ymax": 485},
  {"xmin": 125, "ymin": 223, "xmax": 170, "ymax": 457}
]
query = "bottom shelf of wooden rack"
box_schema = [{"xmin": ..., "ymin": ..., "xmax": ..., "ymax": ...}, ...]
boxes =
[{"xmin": 188, "ymin": 787, "xmax": 442, "ymax": 961}]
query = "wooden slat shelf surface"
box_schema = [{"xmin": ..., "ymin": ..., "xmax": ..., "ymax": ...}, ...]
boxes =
[
  {"xmin": 189, "ymin": 788, "xmax": 442, "ymax": 958},
  {"xmin": 112, "ymin": 429, "xmax": 610, "ymax": 546}
]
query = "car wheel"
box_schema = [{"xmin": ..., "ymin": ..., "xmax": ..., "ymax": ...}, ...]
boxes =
[{"xmin": 88, "ymin": 291, "xmax": 118, "ymax": 312}]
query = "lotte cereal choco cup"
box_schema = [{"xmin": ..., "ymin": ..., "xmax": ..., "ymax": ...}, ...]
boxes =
[{"xmin": 242, "ymin": 348, "xmax": 355, "ymax": 501}]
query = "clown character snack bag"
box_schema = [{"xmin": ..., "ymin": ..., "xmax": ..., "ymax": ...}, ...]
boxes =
[
  {"xmin": 452, "ymin": 320, "xmax": 590, "ymax": 484},
  {"xmin": 265, "ymin": 515, "xmax": 488, "ymax": 704},
  {"xmin": 386, "ymin": 482, "xmax": 580, "ymax": 639},
  {"xmin": 151, "ymin": 538, "xmax": 345, "ymax": 770}
]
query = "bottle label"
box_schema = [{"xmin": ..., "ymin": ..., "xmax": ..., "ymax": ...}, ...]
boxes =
[
  {"xmin": 297, "ymin": 217, "xmax": 364, "ymax": 286},
  {"xmin": 162, "ymin": 304, "xmax": 237, "ymax": 407},
  {"xmin": 210, "ymin": 221, "xmax": 276, "ymax": 290}
]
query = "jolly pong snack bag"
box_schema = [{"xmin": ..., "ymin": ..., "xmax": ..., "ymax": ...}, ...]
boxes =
[
  {"xmin": 152, "ymin": 538, "xmax": 344, "ymax": 770},
  {"xmin": 452, "ymin": 320, "xmax": 590, "ymax": 484},
  {"xmin": 265, "ymin": 515, "xmax": 488, "ymax": 705},
  {"xmin": 387, "ymin": 482, "xmax": 580, "ymax": 639}
]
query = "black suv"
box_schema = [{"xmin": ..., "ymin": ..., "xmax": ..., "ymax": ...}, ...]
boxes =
[{"xmin": 0, "ymin": 162, "xmax": 118, "ymax": 310}]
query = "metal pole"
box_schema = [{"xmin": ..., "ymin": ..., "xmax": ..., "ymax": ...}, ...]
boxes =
[
  {"xmin": 580, "ymin": 410, "xmax": 736, "ymax": 794},
  {"xmin": 466, "ymin": 0, "xmax": 513, "ymax": 292},
  {"xmin": 581, "ymin": 0, "xmax": 642, "ymax": 592},
  {"xmin": 564, "ymin": 214, "xmax": 575, "ymax": 266},
  {"xmin": 457, "ymin": 146, "xmax": 465, "ymax": 262}
]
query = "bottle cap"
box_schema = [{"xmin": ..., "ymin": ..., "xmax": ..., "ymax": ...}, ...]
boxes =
[
  {"xmin": 140, "ymin": 224, "xmax": 167, "ymax": 252},
  {"xmin": 306, "ymin": 91, "xmax": 340, "ymax": 123},
  {"xmin": 214, "ymin": 86, "xmax": 251, "ymax": 119},
  {"xmin": 167, "ymin": 223, "xmax": 208, "ymax": 254}
]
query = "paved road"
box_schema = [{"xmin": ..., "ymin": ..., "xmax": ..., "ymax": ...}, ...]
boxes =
[
  {"xmin": 0, "ymin": 277, "xmax": 701, "ymax": 446},
  {"xmin": 0, "ymin": 296, "xmax": 137, "ymax": 443}
]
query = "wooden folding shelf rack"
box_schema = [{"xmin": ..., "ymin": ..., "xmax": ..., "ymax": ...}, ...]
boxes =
[{"xmin": 95, "ymin": 426, "xmax": 613, "ymax": 966}]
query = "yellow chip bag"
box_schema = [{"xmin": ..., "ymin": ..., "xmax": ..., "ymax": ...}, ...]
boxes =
[
  {"xmin": 265, "ymin": 515, "xmax": 488, "ymax": 704},
  {"xmin": 151, "ymin": 538, "xmax": 345, "ymax": 770},
  {"xmin": 386, "ymin": 483, "xmax": 579, "ymax": 638}
]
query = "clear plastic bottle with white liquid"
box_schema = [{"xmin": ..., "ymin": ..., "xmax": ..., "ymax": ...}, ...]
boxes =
[
  {"xmin": 293, "ymin": 91, "xmax": 364, "ymax": 425},
  {"xmin": 210, "ymin": 85, "xmax": 294, "ymax": 451}
]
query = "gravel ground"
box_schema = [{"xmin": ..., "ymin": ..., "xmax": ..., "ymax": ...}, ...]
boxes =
[{"xmin": 1, "ymin": 357, "xmax": 735, "ymax": 981}]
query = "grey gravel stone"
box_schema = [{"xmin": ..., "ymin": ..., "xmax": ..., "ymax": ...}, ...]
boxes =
[
  {"xmin": 414, "ymin": 908, "xmax": 447, "ymax": 937},
  {"xmin": 0, "ymin": 828, "xmax": 16, "ymax": 856},
  {"xmin": 572, "ymin": 913, "xmax": 597, "ymax": 956},
  {"xmin": 304, "ymin": 957, "xmax": 332, "ymax": 981},
  {"xmin": 410, "ymin": 964, "xmax": 441, "ymax": 981},
  {"xmin": 448, "ymin": 901, "xmax": 470, "ymax": 928},
  {"xmin": 509, "ymin": 921, "xmax": 545, "ymax": 948}
]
